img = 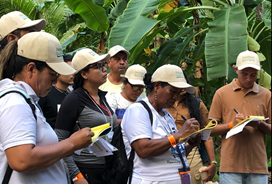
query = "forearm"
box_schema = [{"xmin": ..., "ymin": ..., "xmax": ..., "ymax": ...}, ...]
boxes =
[
  {"xmin": 132, "ymin": 132, "xmax": 182, "ymax": 159},
  {"xmin": 204, "ymin": 137, "xmax": 216, "ymax": 162},
  {"xmin": 185, "ymin": 142, "xmax": 195, "ymax": 157},
  {"xmin": 6, "ymin": 139, "xmax": 76, "ymax": 172},
  {"xmin": 258, "ymin": 121, "xmax": 271, "ymax": 136},
  {"xmin": 210, "ymin": 122, "xmax": 229, "ymax": 136}
]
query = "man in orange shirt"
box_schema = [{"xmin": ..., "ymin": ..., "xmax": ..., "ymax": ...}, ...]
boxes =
[{"xmin": 209, "ymin": 50, "xmax": 271, "ymax": 184}]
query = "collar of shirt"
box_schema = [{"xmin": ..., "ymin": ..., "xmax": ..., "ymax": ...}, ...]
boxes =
[{"xmin": 231, "ymin": 78, "xmax": 259, "ymax": 93}]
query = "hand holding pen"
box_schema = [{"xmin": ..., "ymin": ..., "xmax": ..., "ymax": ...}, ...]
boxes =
[
  {"xmin": 232, "ymin": 109, "xmax": 247, "ymax": 128},
  {"xmin": 178, "ymin": 115, "xmax": 200, "ymax": 139}
]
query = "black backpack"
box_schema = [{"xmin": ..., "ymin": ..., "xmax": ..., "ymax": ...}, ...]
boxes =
[
  {"xmin": 103, "ymin": 100, "xmax": 153, "ymax": 184},
  {"xmin": 0, "ymin": 88, "xmax": 36, "ymax": 184}
]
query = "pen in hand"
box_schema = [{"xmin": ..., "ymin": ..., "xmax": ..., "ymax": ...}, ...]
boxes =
[
  {"xmin": 234, "ymin": 108, "xmax": 239, "ymax": 114},
  {"xmin": 181, "ymin": 115, "xmax": 187, "ymax": 121},
  {"xmin": 76, "ymin": 121, "xmax": 82, "ymax": 130}
]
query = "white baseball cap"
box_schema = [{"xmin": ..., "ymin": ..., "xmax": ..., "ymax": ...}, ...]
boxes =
[
  {"xmin": 152, "ymin": 64, "xmax": 195, "ymax": 94},
  {"xmin": 123, "ymin": 64, "xmax": 147, "ymax": 86},
  {"xmin": 0, "ymin": 11, "xmax": 46, "ymax": 41},
  {"xmin": 72, "ymin": 48, "xmax": 110, "ymax": 73},
  {"xmin": 17, "ymin": 32, "xmax": 75, "ymax": 75},
  {"xmin": 108, "ymin": 45, "xmax": 130, "ymax": 57},
  {"xmin": 236, "ymin": 50, "xmax": 260, "ymax": 70}
]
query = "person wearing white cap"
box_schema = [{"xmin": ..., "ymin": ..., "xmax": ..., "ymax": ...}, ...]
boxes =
[
  {"xmin": 121, "ymin": 64, "xmax": 201, "ymax": 183},
  {"xmin": 106, "ymin": 64, "xmax": 147, "ymax": 125},
  {"xmin": 209, "ymin": 50, "xmax": 271, "ymax": 184},
  {"xmin": 99, "ymin": 45, "xmax": 130, "ymax": 93},
  {"xmin": 0, "ymin": 32, "xmax": 94, "ymax": 184},
  {"xmin": 0, "ymin": 11, "xmax": 46, "ymax": 52},
  {"xmin": 54, "ymin": 48, "xmax": 117, "ymax": 184},
  {"xmin": 166, "ymin": 73, "xmax": 216, "ymax": 184}
]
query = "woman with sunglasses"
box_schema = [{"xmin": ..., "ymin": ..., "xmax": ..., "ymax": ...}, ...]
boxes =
[
  {"xmin": 106, "ymin": 64, "xmax": 147, "ymax": 125},
  {"xmin": 54, "ymin": 48, "xmax": 117, "ymax": 184}
]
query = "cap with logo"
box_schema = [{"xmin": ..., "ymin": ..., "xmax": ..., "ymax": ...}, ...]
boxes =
[
  {"xmin": 17, "ymin": 32, "xmax": 75, "ymax": 75},
  {"xmin": 122, "ymin": 64, "xmax": 147, "ymax": 86},
  {"xmin": 0, "ymin": 11, "xmax": 46, "ymax": 41},
  {"xmin": 236, "ymin": 50, "xmax": 260, "ymax": 70},
  {"xmin": 108, "ymin": 45, "xmax": 130, "ymax": 58},
  {"xmin": 72, "ymin": 48, "xmax": 110, "ymax": 73},
  {"xmin": 151, "ymin": 64, "xmax": 195, "ymax": 94}
]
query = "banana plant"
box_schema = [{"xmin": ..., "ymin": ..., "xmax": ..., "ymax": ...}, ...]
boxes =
[{"xmin": 64, "ymin": 0, "xmax": 109, "ymax": 32}]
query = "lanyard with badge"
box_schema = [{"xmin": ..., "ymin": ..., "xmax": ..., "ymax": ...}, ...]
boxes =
[{"xmin": 158, "ymin": 112, "xmax": 192, "ymax": 184}]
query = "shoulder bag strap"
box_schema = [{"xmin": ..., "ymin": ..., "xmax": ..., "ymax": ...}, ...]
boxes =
[
  {"xmin": 128, "ymin": 100, "xmax": 153, "ymax": 184},
  {"xmin": 1, "ymin": 89, "xmax": 37, "ymax": 184}
]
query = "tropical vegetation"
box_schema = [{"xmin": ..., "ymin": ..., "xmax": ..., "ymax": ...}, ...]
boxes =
[{"xmin": 0, "ymin": 0, "xmax": 271, "ymax": 181}]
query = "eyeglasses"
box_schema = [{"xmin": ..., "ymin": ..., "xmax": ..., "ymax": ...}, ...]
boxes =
[
  {"xmin": 128, "ymin": 82, "xmax": 145, "ymax": 91},
  {"xmin": 88, "ymin": 61, "xmax": 108, "ymax": 71}
]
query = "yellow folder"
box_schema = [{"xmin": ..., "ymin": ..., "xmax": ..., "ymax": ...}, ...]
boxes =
[{"xmin": 91, "ymin": 123, "xmax": 111, "ymax": 142}]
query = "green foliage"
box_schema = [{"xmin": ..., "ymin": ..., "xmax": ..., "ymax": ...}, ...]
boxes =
[
  {"xmin": 64, "ymin": 0, "xmax": 109, "ymax": 32},
  {"xmin": 205, "ymin": 4, "xmax": 248, "ymax": 81},
  {"xmin": 108, "ymin": 0, "xmax": 170, "ymax": 51}
]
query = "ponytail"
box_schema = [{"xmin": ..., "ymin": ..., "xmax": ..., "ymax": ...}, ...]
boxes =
[
  {"xmin": 0, "ymin": 40, "xmax": 18, "ymax": 80},
  {"xmin": 0, "ymin": 40, "xmax": 48, "ymax": 80}
]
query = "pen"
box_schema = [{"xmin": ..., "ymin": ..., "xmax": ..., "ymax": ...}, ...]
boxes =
[
  {"xmin": 76, "ymin": 121, "xmax": 82, "ymax": 130},
  {"xmin": 181, "ymin": 115, "xmax": 187, "ymax": 121},
  {"xmin": 234, "ymin": 108, "xmax": 239, "ymax": 114}
]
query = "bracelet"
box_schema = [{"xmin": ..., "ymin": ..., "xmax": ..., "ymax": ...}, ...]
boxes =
[
  {"xmin": 229, "ymin": 121, "xmax": 233, "ymax": 129},
  {"xmin": 168, "ymin": 134, "xmax": 176, "ymax": 147},
  {"xmin": 211, "ymin": 160, "xmax": 217, "ymax": 164},
  {"xmin": 73, "ymin": 173, "xmax": 83, "ymax": 182}
]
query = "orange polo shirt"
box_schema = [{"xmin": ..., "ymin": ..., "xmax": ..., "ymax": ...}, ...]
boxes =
[
  {"xmin": 166, "ymin": 98, "xmax": 209, "ymax": 168},
  {"xmin": 209, "ymin": 79, "xmax": 271, "ymax": 174}
]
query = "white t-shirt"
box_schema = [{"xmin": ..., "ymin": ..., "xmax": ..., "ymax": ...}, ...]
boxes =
[
  {"xmin": 0, "ymin": 79, "xmax": 67, "ymax": 184},
  {"xmin": 121, "ymin": 98, "xmax": 183, "ymax": 182},
  {"xmin": 106, "ymin": 92, "xmax": 142, "ymax": 119}
]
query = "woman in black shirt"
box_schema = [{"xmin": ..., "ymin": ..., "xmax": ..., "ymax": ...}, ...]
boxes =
[{"xmin": 55, "ymin": 48, "xmax": 117, "ymax": 184}]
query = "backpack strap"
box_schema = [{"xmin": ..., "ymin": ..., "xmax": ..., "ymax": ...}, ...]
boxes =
[
  {"xmin": 0, "ymin": 88, "xmax": 37, "ymax": 184},
  {"xmin": 128, "ymin": 100, "xmax": 153, "ymax": 184}
]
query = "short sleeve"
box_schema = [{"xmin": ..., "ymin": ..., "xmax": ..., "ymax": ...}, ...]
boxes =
[
  {"xmin": 122, "ymin": 103, "xmax": 153, "ymax": 144},
  {"xmin": 199, "ymin": 100, "xmax": 209, "ymax": 127},
  {"xmin": 105, "ymin": 92, "xmax": 118, "ymax": 113},
  {"xmin": 208, "ymin": 91, "xmax": 223, "ymax": 122}
]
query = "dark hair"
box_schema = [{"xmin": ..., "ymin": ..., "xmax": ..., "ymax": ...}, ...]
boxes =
[
  {"xmin": 143, "ymin": 73, "xmax": 169, "ymax": 96},
  {"xmin": 0, "ymin": 29, "xmax": 21, "ymax": 51},
  {"xmin": 123, "ymin": 78, "xmax": 129, "ymax": 85},
  {"xmin": 63, "ymin": 54, "xmax": 73, "ymax": 62},
  {"xmin": 182, "ymin": 73, "xmax": 203, "ymax": 127},
  {"xmin": 73, "ymin": 64, "xmax": 91, "ymax": 90},
  {"xmin": 0, "ymin": 40, "xmax": 48, "ymax": 80}
]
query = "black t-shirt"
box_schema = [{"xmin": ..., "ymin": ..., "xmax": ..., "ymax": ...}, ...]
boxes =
[{"xmin": 38, "ymin": 86, "xmax": 69, "ymax": 129}]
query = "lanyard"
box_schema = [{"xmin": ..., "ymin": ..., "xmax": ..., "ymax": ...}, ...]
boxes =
[{"xmin": 176, "ymin": 144, "xmax": 190, "ymax": 171}]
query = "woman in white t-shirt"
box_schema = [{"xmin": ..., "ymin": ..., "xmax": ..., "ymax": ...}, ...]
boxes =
[
  {"xmin": 122, "ymin": 64, "xmax": 201, "ymax": 184},
  {"xmin": 0, "ymin": 32, "xmax": 93, "ymax": 184},
  {"xmin": 106, "ymin": 64, "xmax": 147, "ymax": 125}
]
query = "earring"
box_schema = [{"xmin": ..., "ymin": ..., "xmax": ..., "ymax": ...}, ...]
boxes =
[{"xmin": 155, "ymin": 91, "xmax": 157, "ymax": 101}]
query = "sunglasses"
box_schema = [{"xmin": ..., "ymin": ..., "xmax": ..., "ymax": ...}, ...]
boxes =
[
  {"xmin": 128, "ymin": 82, "xmax": 145, "ymax": 91},
  {"xmin": 88, "ymin": 61, "xmax": 108, "ymax": 71}
]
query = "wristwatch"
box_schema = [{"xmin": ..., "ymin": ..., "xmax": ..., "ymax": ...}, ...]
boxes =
[{"xmin": 211, "ymin": 160, "xmax": 217, "ymax": 164}]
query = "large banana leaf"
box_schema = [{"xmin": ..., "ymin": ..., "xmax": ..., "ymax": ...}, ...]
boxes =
[
  {"xmin": 108, "ymin": 0, "xmax": 172, "ymax": 51},
  {"xmin": 205, "ymin": 4, "xmax": 248, "ymax": 81},
  {"xmin": 64, "ymin": 0, "xmax": 109, "ymax": 32}
]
